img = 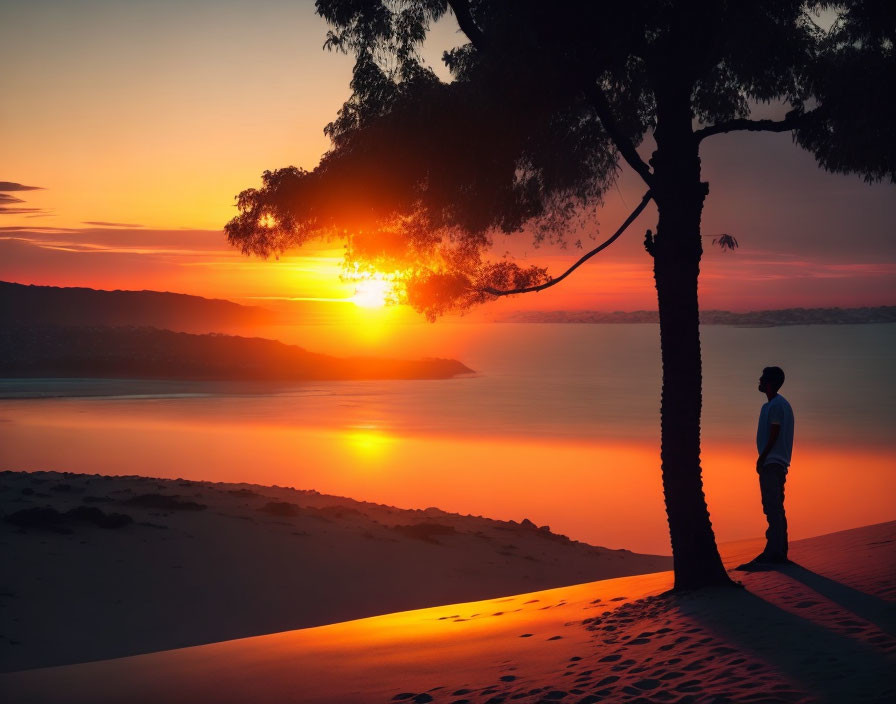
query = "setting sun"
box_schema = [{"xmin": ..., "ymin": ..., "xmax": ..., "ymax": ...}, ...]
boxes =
[{"xmin": 351, "ymin": 277, "xmax": 392, "ymax": 308}]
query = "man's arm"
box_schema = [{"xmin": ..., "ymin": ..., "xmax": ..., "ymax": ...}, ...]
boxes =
[{"xmin": 758, "ymin": 424, "xmax": 781, "ymax": 469}]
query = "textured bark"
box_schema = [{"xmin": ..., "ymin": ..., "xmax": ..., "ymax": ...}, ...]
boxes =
[{"xmin": 651, "ymin": 85, "xmax": 733, "ymax": 590}]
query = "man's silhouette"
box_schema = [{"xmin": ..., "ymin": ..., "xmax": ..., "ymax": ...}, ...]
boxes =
[{"xmin": 738, "ymin": 366, "xmax": 795, "ymax": 569}]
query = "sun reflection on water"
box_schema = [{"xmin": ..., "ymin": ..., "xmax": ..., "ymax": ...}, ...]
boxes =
[{"xmin": 344, "ymin": 427, "xmax": 393, "ymax": 461}]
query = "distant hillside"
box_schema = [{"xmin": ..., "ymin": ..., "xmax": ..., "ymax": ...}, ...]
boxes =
[
  {"xmin": 0, "ymin": 326, "xmax": 472, "ymax": 381},
  {"xmin": 497, "ymin": 306, "xmax": 896, "ymax": 326},
  {"xmin": 0, "ymin": 281, "xmax": 275, "ymax": 331}
]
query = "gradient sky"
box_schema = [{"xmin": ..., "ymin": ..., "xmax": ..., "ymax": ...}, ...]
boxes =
[{"xmin": 2, "ymin": 0, "xmax": 894, "ymax": 312}]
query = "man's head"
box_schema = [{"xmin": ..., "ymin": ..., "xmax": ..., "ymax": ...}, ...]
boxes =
[{"xmin": 759, "ymin": 366, "xmax": 785, "ymax": 395}]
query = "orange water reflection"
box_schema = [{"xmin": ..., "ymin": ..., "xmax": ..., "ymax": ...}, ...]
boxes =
[
  {"xmin": 344, "ymin": 427, "xmax": 393, "ymax": 462},
  {"xmin": 1, "ymin": 402, "xmax": 893, "ymax": 554}
]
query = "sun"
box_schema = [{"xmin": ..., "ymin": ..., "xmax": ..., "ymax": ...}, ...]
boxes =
[{"xmin": 351, "ymin": 277, "xmax": 392, "ymax": 308}]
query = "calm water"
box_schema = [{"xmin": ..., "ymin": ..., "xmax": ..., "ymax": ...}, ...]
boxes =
[{"xmin": 2, "ymin": 323, "xmax": 894, "ymax": 553}]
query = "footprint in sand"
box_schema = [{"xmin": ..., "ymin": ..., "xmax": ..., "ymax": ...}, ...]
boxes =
[
  {"xmin": 593, "ymin": 675, "xmax": 620, "ymax": 687},
  {"xmin": 632, "ymin": 679, "xmax": 663, "ymax": 692},
  {"xmin": 660, "ymin": 671, "xmax": 685, "ymax": 680},
  {"xmin": 611, "ymin": 658, "xmax": 636, "ymax": 671},
  {"xmin": 674, "ymin": 679, "xmax": 703, "ymax": 692}
]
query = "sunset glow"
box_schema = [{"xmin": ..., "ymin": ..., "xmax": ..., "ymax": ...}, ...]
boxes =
[
  {"xmin": 3, "ymin": 397, "xmax": 894, "ymax": 554},
  {"xmin": 344, "ymin": 427, "xmax": 393, "ymax": 462},
  {"xmin": 0, "ymin": 4, "xmax": 892, "ymax": 312},
  {"xmin": 351, "ymin": 277, "xmax": 393, "ymax": 309},
  {"xmin": 2, "ymin": 4, "xmax": 894, "ymax": 701}
]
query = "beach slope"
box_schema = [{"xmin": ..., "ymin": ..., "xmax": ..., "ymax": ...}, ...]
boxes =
[
  {"xmin": 0, "ymin": 471, "xmax": 669, "ymax": 671},
  {"xmin": 3, "ymin": 520, "xmax": 893, "ymax": 703}
]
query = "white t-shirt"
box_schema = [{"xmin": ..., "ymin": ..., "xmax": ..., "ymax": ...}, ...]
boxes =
[{"xmin": 757, "ymin": 394, "xmax": 795, "ymax": 468}]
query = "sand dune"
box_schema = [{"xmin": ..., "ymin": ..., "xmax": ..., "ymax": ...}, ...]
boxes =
[
  {"xmin": 0, "ymin": 471, "xmax": 669, "ymax": 671},
  {"xmin": 3, "ymin": 516, "xmax": 894, "ymax": 702}
]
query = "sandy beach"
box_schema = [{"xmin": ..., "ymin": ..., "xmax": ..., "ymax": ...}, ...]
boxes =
[
  {"xmin": 2, "ymin": 471, "xmax": 894, "ymax": 703},
  {"xmin": 0, "ymin": 470, "xmax": 669, "ymax": 672},
  {"xmin": 2, "ymin": 516, "xmax": 893, "ymax": 703}
]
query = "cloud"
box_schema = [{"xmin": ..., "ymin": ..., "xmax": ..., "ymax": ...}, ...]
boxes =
[
  {"xmin": 0, "ymin": 225, "xmax": 77, "ymax": 232},
  {"xmin": 82, "ymin": 221, "xmax": 144, "ymax": 228},
  {"xmin": 0, "ymin": 206, "xmax": 46, "ymax": 214},
  {"xmin": 0, "ymin": 181, "xmax": 43, "ymax": 192},
  {"xmin": 0, "ymin": 181, "xmax": 50, "ymax": 216},
  {"xmin": 0, "ymin": 226, "xmax": 229, "ymax": 253}
]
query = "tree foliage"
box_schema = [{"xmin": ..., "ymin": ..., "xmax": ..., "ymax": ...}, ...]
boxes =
[{"xmin": 225, "ymin": 1, "xmax": 895, "ymax": 318}]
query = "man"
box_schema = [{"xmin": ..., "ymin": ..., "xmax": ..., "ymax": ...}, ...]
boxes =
[{"xmin": 738, "ymin": 366, "xmax": 795, "ymax": 569}]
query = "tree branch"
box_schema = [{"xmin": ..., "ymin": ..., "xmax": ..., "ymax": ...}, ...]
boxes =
[
  {"xmin": 446, "ymin": 0, "xmax": 489, "ymax": 51},
  {"xmin": 584, "ymin": 85, "xmax": 654, "ymax": 187},
  {"xmin": 446, "ymin": 5, "xmax": 653, "ymax": 190},
  {"xmin": 480, "ymin": 190, "xmax": 654, "ymax": 297},
  {"xmin": 694, "ymin": 108, "xmax": 821, "ymax": 143}
]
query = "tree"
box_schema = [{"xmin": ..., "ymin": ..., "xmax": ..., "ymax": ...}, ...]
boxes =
[{"xmin": 225, "ymin": 1, "xmax": 895, "ymax": 589}]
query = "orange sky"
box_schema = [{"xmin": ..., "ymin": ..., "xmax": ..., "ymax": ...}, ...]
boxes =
[{"xmin": 2, "ymin": 0, "xmax": 894, "ymax": 314}]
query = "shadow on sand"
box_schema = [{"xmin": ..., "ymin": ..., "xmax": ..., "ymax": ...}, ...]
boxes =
[
  {"xmin": 678, "ymin": 567, "xmax": 896, "ymax": 703},
  {"xmin": 777, "ymin": 563, "xmax": 896, "ymax": 637}
]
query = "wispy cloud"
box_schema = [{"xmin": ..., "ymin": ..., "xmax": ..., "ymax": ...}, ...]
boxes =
[
  {"xmin": 0, "ymin": 226, "xmax": 78, "ymax": 233},
  {"xmin": 0, "ymin": 181, "xmax": 51, "ymax": 216},
  {"xmin": 0, "ymin": 206, "xmax": 46, "ymax": 214},
  {"xmin": 0, "ymin": 228, "xmax": 227, "ymax": 256},
  {"xmin": 0, "ymin": 181, "xmax": 44, "ymax": 192},
  {"xmin": 82, "ymin": 221, "xmax": 144, "ymax": 228}
]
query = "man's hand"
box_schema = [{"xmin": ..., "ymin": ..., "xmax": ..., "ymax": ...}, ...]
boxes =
[{"xmin": 757, "ymin": 423, "xmax": 780, "ymax": 471}]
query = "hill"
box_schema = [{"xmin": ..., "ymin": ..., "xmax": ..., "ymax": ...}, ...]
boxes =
[
  {"xmin": 0, "ymin": 281, "xmax": 274, "ymax": 331},
  {"xmin": 0, "ymin": 326, "xmax": 472, "ymax": 381}
]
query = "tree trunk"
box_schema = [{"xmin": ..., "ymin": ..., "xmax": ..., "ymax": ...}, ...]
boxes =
[{"xmin": 651, "ymin": 89, "xmax": 734, "ymax": 590}]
